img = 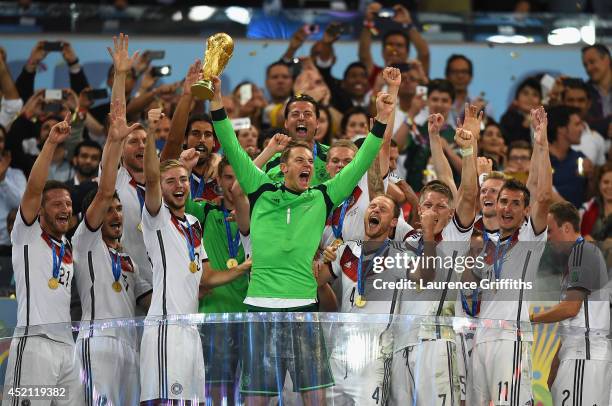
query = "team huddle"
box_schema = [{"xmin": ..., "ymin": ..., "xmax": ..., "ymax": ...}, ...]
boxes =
[{"xmin": 2, "ymin": 34, "xmax": 611, "ymax": 406}]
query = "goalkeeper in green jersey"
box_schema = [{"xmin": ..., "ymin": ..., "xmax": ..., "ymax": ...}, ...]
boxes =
[{"xmin": 208, "ymin": 72, "xmax": 396, "ymax": 403}]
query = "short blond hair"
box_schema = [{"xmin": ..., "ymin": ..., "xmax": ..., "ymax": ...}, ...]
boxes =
[
  {"xmin": 483, "ymin": 171, "xmax": 507, "ymax": 183},
  {"xmin": 160, "ymin": 159, "xmax": 188, "ymax": 175},
  {"xmin": 328, "ymin": 140, "xmax": 358, "ymax": 158}
]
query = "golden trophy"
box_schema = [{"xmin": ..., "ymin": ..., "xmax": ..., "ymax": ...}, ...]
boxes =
[{"xmin": 191, "ymin": 33, "xmax": 234, "ymax": 100}]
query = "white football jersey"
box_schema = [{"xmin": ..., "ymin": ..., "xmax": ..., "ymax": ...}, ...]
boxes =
[
  {"xmin": 330, "ymin": 240, "xmax": 405, "ymax": 315},
  {"xmin": 396, "ymin": 215, "xmax": 473, "ymax": 347},
  {"xmin": 558, "ymin": 239, "xmax": 611, "ymax": 361},
  {"xmin": 142, "ymin": 204, "xmax": 207, "ymax": 317},
  {"xmin": 11, "ymin": 209, "xmax": 74, "ymax": 345},
  {"xmin": 322, "ymin": 175, "xmax": 387, "ymax": 248},
  {"xmin": 474, "ymin": 216, "xmax": 547, "ymax": 344},
  {"xmin": 72, "ymin": 220, "xmax": 152, "ymax": 347},
  {"xmin": 116, "ymin": 166, "xmax": 152, "ymax": 285}
]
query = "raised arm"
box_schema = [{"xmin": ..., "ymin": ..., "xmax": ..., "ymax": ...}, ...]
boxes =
[
  {"xmin": 379, "ymin": 67, "xmax": 401, "ymax": 177},
  {"xmin": 454, "ymin": 127, "xmax": 478, "ymax": 228},
  {"xmin": 531, "ymin": 106, "xmax": 552, "ymax": 234},
  {"xmin": 209, "ymin": 76, "xmax": 270, "ymax": 195},
  {"xmin": 160, "ymin": 60, "xmax": 201, "ymax": 161},
  {"xmin": 393, "ymin": 5, "xmax": 431, "ymax": 75},
  {"xmin": 525, "ymin": 108, "xmax": 540, "ymax": 195},
  {"xmin": 20, "ymin": 113, "xmax": 71, "ymax": 224},
  {"xmin": 85, "ymin": 99, "xmax": 139, "ymax": 229},
  {"xmin": 106, "ymin": 33, "xmax": 139, "ymax": 107},
  {"xmin": 325, "ymin": 92, "xmax": 392, "ymax": 205},
  {"xmin": 144, "ymin": 108, "xmax": 163, "ymax": 216},
  {"xmin": 358, "ymin": 2, "xmax": 381, "ymax": 76},
  {"xmin": 428, "ymin": 113, "xmax": 458, "ymax": 199}
]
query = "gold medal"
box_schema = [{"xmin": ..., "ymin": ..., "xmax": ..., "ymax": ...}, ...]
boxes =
[
  {"xmin": 189, "ymin": 261, "xmax": 198, "ymax": 273},
  {"xmin": 332, "ymin": 238, "xmax": 343, "ymax": 248},
  {"xmin": 355, "ymin": 294, "xmax": 367, "ymax": 308},
  {"xmin": 226, "ymin": 258, "xmax": 238, "ymax": 268},
  {"xmin": 112, "ymin": 281, "xmax": 122, "ymax": 292},
  {"xmin": 48, "ymin": 277, "xmax": 59, "ymax": 290}
]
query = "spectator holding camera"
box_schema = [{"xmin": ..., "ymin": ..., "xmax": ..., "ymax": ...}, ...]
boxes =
[
  {"xmin": 15, "ymin": 41, "xmax": 88, "ymax": 103},
  {"xmin": 359, "ymin": 2, "xmax": 430, "ymax": 86}
]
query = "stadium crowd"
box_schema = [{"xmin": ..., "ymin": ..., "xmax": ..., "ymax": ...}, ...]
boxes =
[{"xmin": 0, "ymin": 2, "xmax": 611, "ymax": 405}]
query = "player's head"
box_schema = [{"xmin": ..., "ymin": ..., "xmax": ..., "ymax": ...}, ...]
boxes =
[
  {"xmin": 185, "ymin": 114, "xmax": 215, "ymax": 167},
  {"xmin": 326, "ymin": 140, "xmax": 357, "ymax": 178},
  {"xmin": 83, "ymin": 188, "xmax": 123, "ymax": 242},
  {"xmin": 40, "ymin": 180, "xmax": 73, "ymax": 237},
  {"xmin": 122, "ymin": 125, "xmax": 146, "ymax": 173},
  {"xmin": 418, "ymin": 181, "xmax": 454, "ymax": 235},
  {"xmin": 480, "ymin": 172, "xmax": 507, "ymax": 219},
  {"xmin": 364, "ymin": 194, "xmax": 399, "ymax": 240},
  {"xmin": 280, "ymin": 140, "xmax": 314, "ymax": 192},
  {"xmin": 160, "ymin": 159, "xmax": 190, "ymax": 211},
  {"xmin": 496, "ymin": 179, "xmax": 530, "ymax": 233},
  {"xmin": 284, "ymin": 94, "xmax": 319, "ymax": 143},
  {"xmin": 547, "ymin": 201, "xmax": 581, "ymax": 245},
  {"xmin": 216, "ymin": 156, "xmax": 236, "ymax": 200}
]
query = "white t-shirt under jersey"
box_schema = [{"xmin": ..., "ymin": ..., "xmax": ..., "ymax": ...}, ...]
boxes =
[
  {"xmin": 72, "ymin": 220, "xmax": 152, "ymax": 347},
  {"xmin": 11, "ymin": 209, "xmax": 74, "ymax": 345},
  {"xmin": 116, "ymin": 166, "xmax": 152, "ymax": 285},
  {"xmin": 142, "ymin": 204, "xmax": 207, "ymax": 317},
  {"xmin": 473, "ymin": 217, "xmax": 547, "ymax": 344}
]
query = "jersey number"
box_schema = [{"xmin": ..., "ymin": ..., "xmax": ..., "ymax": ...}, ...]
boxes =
[
  {"xmin": 498, "ymin": 381, "xmax": 509, "ymax": 402},
  {"xmin": 58, "ymin": 267, "xmax": 71, "ymax": 287},
  {"xmin": 371, "ymin": 386, "xmax": 380, "ymax": 404},
  {"xmin": 561, "ymin": 389, "xmax": 570, "ymax": 405},
  {"xmin": 438, "ymin": 394, "xmax": 446, "ymax": 406}
]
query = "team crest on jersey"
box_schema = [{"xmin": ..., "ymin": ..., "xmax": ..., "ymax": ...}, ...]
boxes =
[{"xmin": 120, "ymin": 255, "xmax": 135, "ymax": 273}]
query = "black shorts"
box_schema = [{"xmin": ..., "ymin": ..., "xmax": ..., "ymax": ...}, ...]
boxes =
[
  {"xmin": 201, "ymin": 322, "xmax": 242, "ymax": 384},
  {"xmin": 240, "ymin": 305, "xmax": 335, "ymax": 395}
]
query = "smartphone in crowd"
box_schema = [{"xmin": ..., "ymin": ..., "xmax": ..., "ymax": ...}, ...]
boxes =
[
  {"xmin": 151, "ymin": 65, "xmax": 172, "ymax": 77},
  {"xmin": 86, "ymin": 88, "xmax": 109, "ymax": 101},
  {"xmin": 416, "ymin": 85, "xmax": 428, "ymax": 99},
  {"xmin": 43, "ymin": 102, "xmax": 62, "ymax": 113},
  {"xmin": 145, "ymin": 50, "xmax": 165, "ymax": 60},
  {"xmin": 239, "ymin": 84, "xmax": 253, "ymax": 106},
  {"xmin": 43, "ymin": 41, "xmax": 63, "ymax": 52},
  {"xmin": 378, "ymin": 8, "xmax": 395, "ymax": 18},
  {"xmin": 44, "ymin": 89, "xmax": 63, "ymax": 101}
]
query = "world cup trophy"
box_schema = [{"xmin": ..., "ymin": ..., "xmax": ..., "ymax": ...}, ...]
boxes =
[{"xmin": 191, "ymin": 33, "xmax": 234, "ymax": 100}]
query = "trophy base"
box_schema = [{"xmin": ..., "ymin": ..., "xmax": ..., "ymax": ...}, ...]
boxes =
[{"xmin": 191, "ymin": 80, "xmax": 214, "ymax": 101}]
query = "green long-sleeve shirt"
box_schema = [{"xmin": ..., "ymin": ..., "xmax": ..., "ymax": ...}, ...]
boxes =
[{"xmin": 211, "ymin": 108, "xmax": 385, "ymax": 301}]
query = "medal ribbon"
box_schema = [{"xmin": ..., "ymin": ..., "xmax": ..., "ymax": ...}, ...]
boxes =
[
  {"xmin": 129, "ymin": 178, "xmax": 145, "ymax": 212},
  {"xmin": 190, "ymin": 174, "xmax": 205, "ymax": 199},
  {"xmin": 331, "ymin": 198, "xmax": 350, "ymax": 240},
  {"xmin": 109, "ymin": 249, "xmax": 122, "ymax": 283},
  {"xmin": 313, "ymin": 142, "xmax": 318, "ymax": 159},
  {"xmin": 177, "ymin": 219, "xmax": 196, "ymax": 263},
  {"xmin": 357, "ymin": 240, "xmax": 390, "ymax": 297},
  {"xmin": 51, "ymin": 241, "xmax": 65, "ymax": 281},
  {"xmin": 222, "ymin": 206, "xmax": 241, "ymax": 259}
]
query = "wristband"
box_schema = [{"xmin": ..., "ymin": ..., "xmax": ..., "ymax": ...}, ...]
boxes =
[
  {"xmin": 460, "ymin": 147, "xmax": 474, "ymax": 157},
  {"xmin": 67, "ymin": 58, "xmax": 79, "ymax": 67}
]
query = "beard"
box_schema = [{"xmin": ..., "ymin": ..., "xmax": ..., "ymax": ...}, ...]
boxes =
[{"xmin": 77, "ymin": 165, "xmax": 98, "ymax": 178}]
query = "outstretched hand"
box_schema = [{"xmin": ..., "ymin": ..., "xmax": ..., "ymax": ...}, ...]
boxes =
[
  {"xmin": 182, "ymin": 59, "xmax": 202, "ymax": 96},
  {"xmin": 108, "ymin": 99, "xmax": 140, "ymax": 143},
  {"xmin": 531, "ymin": 106, "xmax": 548, "ymax": 147},
  {"xmin": 106, "ymin": 33, "xmax": 139, "ymax": 74}
]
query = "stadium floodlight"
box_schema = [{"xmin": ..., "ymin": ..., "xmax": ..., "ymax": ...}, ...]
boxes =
[
  {"xmin": 225, "ymin": 7, "xmax": 251, "ymax": 25},
  {"xmin": 188, "ymin": 6, "xmax": 216, "ymax": 22},
  {"xmin": 486, "ymin": 35, "xmax": 534, "ymax": 44},
  {"xmin": 580, "ymin": 21, "xmax": 596, "ymax": 45},
  {"xmin": 547, "ymin": 27, "xmax": 581, "ymax": 46}
]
